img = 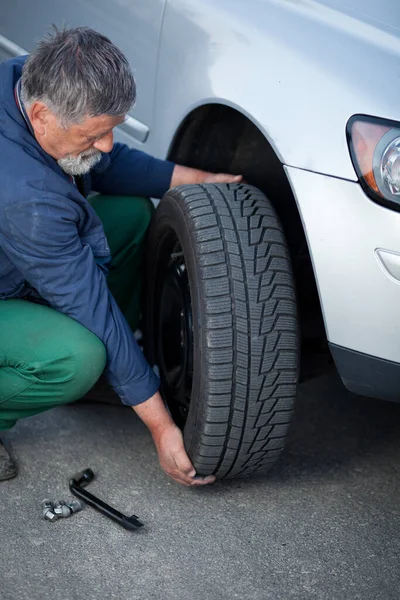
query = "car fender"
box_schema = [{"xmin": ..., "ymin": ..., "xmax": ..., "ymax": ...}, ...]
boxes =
[{"xmin": 152, "ymin": 0, "xmax": 400, "ymax": 180}]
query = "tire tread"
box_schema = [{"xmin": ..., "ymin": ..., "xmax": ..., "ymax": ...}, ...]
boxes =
[{"xmin": 173, "ymin": 184, "xmax": 299, "ymax": 478}]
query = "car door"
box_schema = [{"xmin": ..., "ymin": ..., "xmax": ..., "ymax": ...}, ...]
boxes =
[{"xmin": 0, "ymin": 0, "xmax": 167, "ymax": 152}]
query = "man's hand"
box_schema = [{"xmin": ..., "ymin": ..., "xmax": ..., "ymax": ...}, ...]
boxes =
[
  {"xmin": 153, "ymin": 423, "xmax": 215, "ymax": 487},
  {"xmin": 133, "ymin": 392, "xmax": 216, "ymax": 486},
  {"xmin": 170, "ymin": 164, "xmax": 243, "ymax": 188},
  {"xmin": 202, "ymin": 172, "xmax": 243, "ymax": 184}
]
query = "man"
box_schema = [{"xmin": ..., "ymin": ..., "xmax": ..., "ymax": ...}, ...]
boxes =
[{"xmin": 0, "ymin": 27, "xmax": 241, "ymax": 485}]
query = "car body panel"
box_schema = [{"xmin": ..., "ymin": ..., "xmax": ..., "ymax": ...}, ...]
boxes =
[
  {"xmin": 312, "ymin": 0, "xmax": 400, "ymax": 32},
  {"xmin": 152, "ymin": 0, "xmax": 400, "ymax": 180},
  {"xmin": 286, "ymin": 165, "xmax": 400, "ymax": 363}
]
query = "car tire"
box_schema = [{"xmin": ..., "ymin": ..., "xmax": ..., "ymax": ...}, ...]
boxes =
[{"xmin": 143, "ymin": 183, "xmax": 299, "ymax": 479}]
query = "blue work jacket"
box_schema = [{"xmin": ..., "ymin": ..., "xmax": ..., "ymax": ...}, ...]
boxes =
[{"xmin": 0, "ymin": 56, "xmax": 175, "ymax": 406}]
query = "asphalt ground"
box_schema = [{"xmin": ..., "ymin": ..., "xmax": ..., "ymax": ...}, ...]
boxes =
[{"xmin": 1, "ymin": 366, "xmax": 399, "ymax": 600}]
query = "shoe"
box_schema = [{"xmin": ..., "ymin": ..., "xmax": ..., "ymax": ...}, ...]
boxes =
[{"xmin": 0, "ymin": 437, "xmax": 18, "ymax": 481}]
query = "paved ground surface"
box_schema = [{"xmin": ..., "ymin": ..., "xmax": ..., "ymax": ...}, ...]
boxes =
[{"xmin": 1, "ymin": 366, "xmax": 400, "ymax": 600}]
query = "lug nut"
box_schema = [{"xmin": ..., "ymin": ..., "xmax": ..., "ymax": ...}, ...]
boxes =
[
  {"xmin": 41, "ymin": 499, "xmax": 58, "ymax": 523},
  {"xmin": 44, "ymin": 510, "xmax": 58, "ymax": 523},
  {"xmin": 53, "ymin": 499, "xmax": 83, "ymax": 518},
  {"xmin": 67, "ymin": 500, "xmax": 82, "ymax": 514},
  {"xmin": 54, "ymin": 504, "xmax": 72, "ymax": 518},
  {"xmin": 41, "ymin": 498, "xmax": 83, "ymax": 522}
]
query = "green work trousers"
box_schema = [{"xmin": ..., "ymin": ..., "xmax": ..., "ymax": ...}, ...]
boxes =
[{"xmin": 0, "ymin": 195, "xmax": 154, "ymax": 431}]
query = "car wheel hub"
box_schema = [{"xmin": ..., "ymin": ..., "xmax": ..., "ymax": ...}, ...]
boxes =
[{"xmin": 157, "ymin": 242, "xmax": 193, "ymax": 426}]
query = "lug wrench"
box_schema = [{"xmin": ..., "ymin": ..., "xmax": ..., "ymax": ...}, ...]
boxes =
[{"xmin": 69, "ymin": 468, "xmax": 144, "ymax": 531}]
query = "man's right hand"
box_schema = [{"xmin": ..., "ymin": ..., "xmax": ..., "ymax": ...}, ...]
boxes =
[
  {"xmin": 133, "ymin": 391, "xmax": 216, "ymax": 487},
  {"xmin": 152, "ymin": 423, "xmax": 215, "ymax": 486}
]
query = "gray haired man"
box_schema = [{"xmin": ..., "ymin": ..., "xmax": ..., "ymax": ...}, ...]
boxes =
[{"xmin": 0, "ymin": 27, "xmax": 241, "ymax": 484}]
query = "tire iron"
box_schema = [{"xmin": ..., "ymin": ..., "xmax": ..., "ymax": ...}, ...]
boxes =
[{"xmin": 69, "ymin": 468, "xmax": 144, "ymax": 531}]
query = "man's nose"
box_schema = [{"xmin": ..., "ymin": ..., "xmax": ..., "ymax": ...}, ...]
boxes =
[{"xmin": 93, "ymin": 131, "xmax": 114, "ymax": 153}]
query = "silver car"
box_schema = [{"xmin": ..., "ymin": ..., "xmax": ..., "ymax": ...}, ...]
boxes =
[{"xmin": 1, "ymin": 0, "xmax": 399, "ymax": 479}]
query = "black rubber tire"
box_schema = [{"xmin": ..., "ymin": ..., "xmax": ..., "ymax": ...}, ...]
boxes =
[{"xmin": 144, "ymin": 183, "xmax": 299, "ymax": 479}]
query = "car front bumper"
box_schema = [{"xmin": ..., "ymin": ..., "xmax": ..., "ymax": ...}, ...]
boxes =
[{"xmin": 285, "ymin": 166, "xmax": 400, "ymax": 402}]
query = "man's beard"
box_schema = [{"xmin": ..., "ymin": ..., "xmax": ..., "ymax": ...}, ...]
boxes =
[{"xmin": 58, "ymin": 149, "xmax": 102, "ymax": 176}]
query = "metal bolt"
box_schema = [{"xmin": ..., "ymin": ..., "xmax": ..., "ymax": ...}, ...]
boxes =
[
  {"xmin": 41, "ymin": 499, "xmax": 58, "ymax": 523},
  {"xmin": 52, "ymin": 499, "xmax": 83, "ymax": 518},
  {"xmin": 41, "ymin": 498, "xmax": 83, "ymax": 522},
  {"xmin": 67, "ymin": 499, "xmax": 82, "ymax": 514},
  {"xmin": 44, "ymin": 510, "xmax": 58, "ymax": 523},
  {"xmin": 54, "ymin": 504, "xmax": 72, "ymax": 518}
]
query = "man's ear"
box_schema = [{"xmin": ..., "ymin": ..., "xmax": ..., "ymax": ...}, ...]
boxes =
[{"xmin": 28, "ymin": 101, "xmax": 50, "ymax": 136}]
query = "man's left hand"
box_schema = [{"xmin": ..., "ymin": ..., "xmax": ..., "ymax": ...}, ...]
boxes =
[
  {"xmin": 170, "ymin": 164, "xmax": 243, "ymax": 188},
  {"xmin": 202, "ymin": 172, "xmax": 243, "ymax": 184}
]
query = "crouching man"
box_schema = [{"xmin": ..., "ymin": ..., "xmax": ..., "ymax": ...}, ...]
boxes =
[{"xmin": 0, "ymin": 27, "xmax": 241, "ymax": 484}]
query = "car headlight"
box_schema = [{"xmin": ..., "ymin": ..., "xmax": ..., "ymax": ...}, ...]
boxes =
[{"xmin": 347, "ymin": 115, "xmax": 400, "ymax": 209}]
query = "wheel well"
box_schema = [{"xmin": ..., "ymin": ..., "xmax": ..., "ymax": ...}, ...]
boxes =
[{"xmin": 168, "ymin": 104, "xmax": 330, "ymax": 378}]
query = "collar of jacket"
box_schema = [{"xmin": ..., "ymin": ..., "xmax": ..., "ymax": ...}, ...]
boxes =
[
  {"xmin": 14, "ymin": 77, "xmax": 76, "ymax": 187},
  {"xmin": 14, "ymin": 78, "xmax": 34, "ymax": 136}
]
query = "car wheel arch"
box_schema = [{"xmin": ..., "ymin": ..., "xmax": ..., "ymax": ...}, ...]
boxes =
[{"xmin": 167, "ymin": 102, "xmax": 329, "ymax": 378}]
